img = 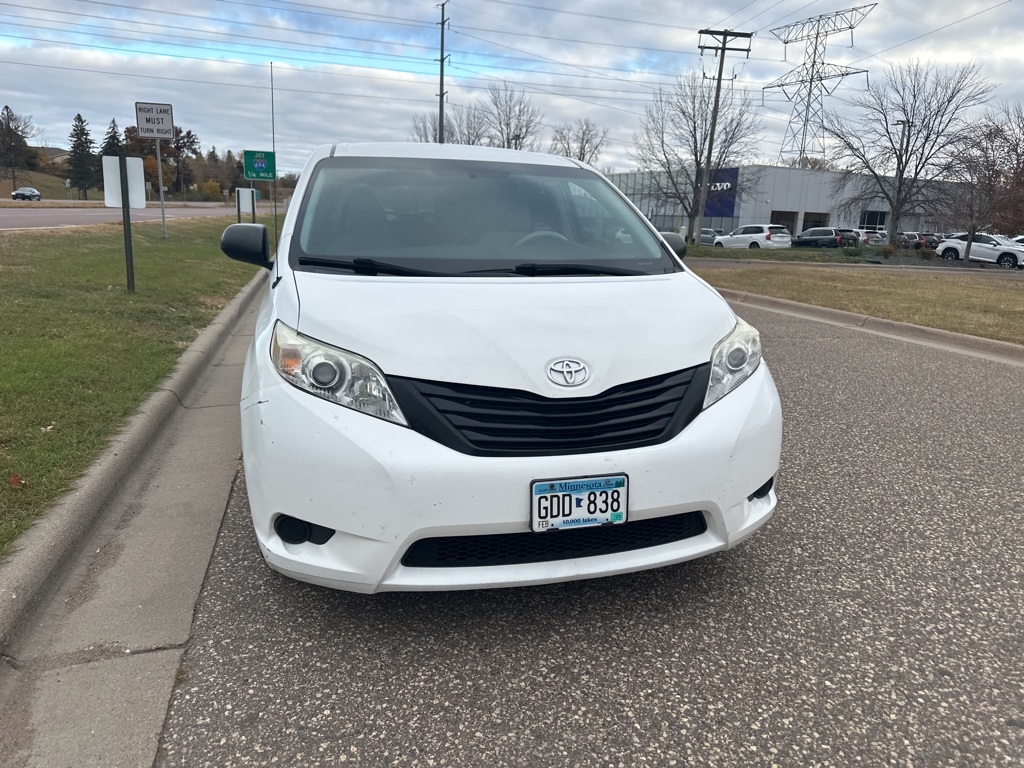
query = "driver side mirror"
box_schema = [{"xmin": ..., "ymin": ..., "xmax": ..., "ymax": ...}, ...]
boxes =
[{"xmin": 660, "ymin": 232, "xmax": 687, "ymax": 259}]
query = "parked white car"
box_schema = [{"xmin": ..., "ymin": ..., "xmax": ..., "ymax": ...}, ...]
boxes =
[
  {"xmin": 220, "ymin": 142, "xmax": 783, "ymax": 593},
  {"xmin": 714, "ymin": 224, "xmax": 792, "ymax": 249},
  {"xmin": 936, "ymin": 233, "xmax": 1024, "ymax": 268}
]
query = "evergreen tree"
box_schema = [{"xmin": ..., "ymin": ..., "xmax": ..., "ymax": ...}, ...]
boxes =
[
  {"xmin": 99, "ymin": 118, "xmax": 123, "ymax": 158},
  {"xmin": 68, "ymin": 113, "xmax": 96, "ymax": 200}
]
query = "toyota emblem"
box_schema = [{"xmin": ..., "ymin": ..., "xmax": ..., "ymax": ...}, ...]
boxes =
[{"xmin": 547, "ymin": 358, "xmax": 590, "ymax": 387}]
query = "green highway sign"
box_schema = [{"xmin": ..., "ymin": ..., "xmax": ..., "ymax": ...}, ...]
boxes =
[{"xmin": 243, "ymin": 150, "xmax": 276, "ymax": 181}]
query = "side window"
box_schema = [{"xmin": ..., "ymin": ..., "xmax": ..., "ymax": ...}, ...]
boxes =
[
  {"xmin": 976, "ymin": 235, "xmax": 994, "ymax": 245},
  {"xmin": 741, "ymin": 226, "xmax": 759, "ymax": 235}
]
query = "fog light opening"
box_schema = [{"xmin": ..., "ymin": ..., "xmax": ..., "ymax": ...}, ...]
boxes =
[
  {"xmin": 274, "ymin": 514, "xmax": 312, "ymax": 545},
  {"xmin": 747, "ymin": 476, "xmax": 774, "ymax": 502},
  {"xmin": 273, "ymin": 514, "xmax": 336, "ymax": 545}
]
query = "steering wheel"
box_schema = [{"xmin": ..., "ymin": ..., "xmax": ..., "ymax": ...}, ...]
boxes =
[{"xmin": 514, "ymin": 230, "xmax": 568, "ymax": 247}]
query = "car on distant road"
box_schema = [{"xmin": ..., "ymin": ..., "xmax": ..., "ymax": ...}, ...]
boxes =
[
  {"xmin": 713, "ymin": 224, "xmax": 791, "ymax": 249},
  {"xmin": 866, "ymin": 230, "xmax": 888, "ymax": 245},
  {"xmin": 792, "ymin": 227, "xmax": 843, "ymax": 248},
  {"xmin": 700, "ymin": 227, "xmax": 724, "ymax": 245},
  {"xmin": 11, "ymin": 187, "xmax": 41, "ymax": 201},
  {"xmin": 920, "ymin": 232, "xmax": 941, "ymax": 249},
  {"xmin": 217, "ymin": 141, "xmax": 783, "ymax": 593},
  {"xmin": 936, "ymin": 233, "xmax": 1024, "ymax": 268}
]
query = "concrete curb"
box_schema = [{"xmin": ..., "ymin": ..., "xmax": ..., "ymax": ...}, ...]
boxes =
[
  {"xmin": 0, "ymin": 270, "xmax": 266, "ymax": 652},
  {"xmin": 718, "ymin": 289, "xmax": 1024, "ymax": 366}
]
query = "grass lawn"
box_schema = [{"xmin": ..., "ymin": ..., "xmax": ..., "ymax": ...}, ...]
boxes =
[
  {"xmin": 1, "ymin": 217, "xmax": 263, "ymax": 557},
  {"xmin": 688, "ymin": 258, "xmax": 1024, "ymax": 347}
]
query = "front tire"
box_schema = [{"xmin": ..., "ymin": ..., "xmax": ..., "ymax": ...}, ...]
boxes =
[
  {"xmin": 997, "ymin": 254, "xmax": 1017, "ymax": 269},
  {"xmin": 714, "ymin": 242, "xmax": 724, "ymax": 248},
  {"xmin": 748, "ymin": 242, "xmax": 760, "ymax": 249}
]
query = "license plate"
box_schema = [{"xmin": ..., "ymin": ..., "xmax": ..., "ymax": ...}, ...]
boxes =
[{"xmin": 531, "ymin": 474, "xmax": 628, "ymax": 532}]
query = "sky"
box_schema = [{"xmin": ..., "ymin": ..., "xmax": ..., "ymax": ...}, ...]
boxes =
[{"xmin": 2, "ymin": 0, "xmax": 1021, "ymax": 175}]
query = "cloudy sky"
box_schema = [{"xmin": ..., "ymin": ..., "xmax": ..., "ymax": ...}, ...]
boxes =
[{"xmin": 2, "ymin": 0, "xmax": 1020, "ymax": 174}]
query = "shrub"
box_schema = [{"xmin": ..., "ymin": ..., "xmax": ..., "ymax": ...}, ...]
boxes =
[
  {"xmin": 198, "ymin": 179, "xmax": 222, "ymax": 202},
  {"xmin": 881, "ymin": 244, "xmax": 894, "ymax": 258}
]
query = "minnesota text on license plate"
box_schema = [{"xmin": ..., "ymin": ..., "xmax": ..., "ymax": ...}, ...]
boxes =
[{"xmin": 531, "ymin": 475, "xmax": 629, "ymax": 532}]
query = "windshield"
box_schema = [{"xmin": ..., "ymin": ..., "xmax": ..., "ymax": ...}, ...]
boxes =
[
  {"xmin": 291, "ymin": 156, "xmax": 680, "ymax": 277},
  {"xmin": 993, "ymin": 234, "xmax": 1020, "ymax": 247}
]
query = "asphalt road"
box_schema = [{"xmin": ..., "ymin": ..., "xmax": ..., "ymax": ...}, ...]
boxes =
[
  {"xmin": 3, "ymin": 301, "xmax": 1022, "ymax": 767},
  {"xmin": 0, "ymin": 202, "xmax": 249, "ymax": 230}
]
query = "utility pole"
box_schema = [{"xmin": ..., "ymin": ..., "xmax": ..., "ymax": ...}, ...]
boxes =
[
  {"xmin": 437, "ymin": 1, "xmax": 449, "ymax": 144},
  {"xmin": 693, "ymin": 29, "xmax": 752, "ymax": 244}
]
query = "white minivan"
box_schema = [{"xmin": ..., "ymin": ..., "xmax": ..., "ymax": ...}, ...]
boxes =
[{"xmin": 220, "ymin": 143, "xmax": 782, "ymax": 593}]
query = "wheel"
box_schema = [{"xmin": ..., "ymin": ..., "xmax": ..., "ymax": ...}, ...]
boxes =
[
  {"xmin": 748, "ymin": 241, "xmax": 760, "ymax": 249},
  {"xmin": 714, "ymin": 242, "xmax": 724, "ymax": 248},
  {"xmin": 514, "ymin": 230, "xmax": 568, "ymax": 247},
  {"xmin": 997, "ymin": 254, "xmax": 1017, "ymax": 268},
  {"xmin": 941, "ymin": 248, "xmax": 959, "ymax": 260}
]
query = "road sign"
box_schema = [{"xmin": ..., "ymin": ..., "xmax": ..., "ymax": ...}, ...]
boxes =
[
  {"xmin": 243, "ymin": 150, "xmax": 276, "ymax": 181},
  {"xmin": 135, "ymin": 102, "xmax": 175, "ymax": 140}
]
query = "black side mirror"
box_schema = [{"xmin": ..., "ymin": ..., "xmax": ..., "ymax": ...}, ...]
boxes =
[
  {"xmin": 660, "ymin": 231, "xmax": 687, "ymax": 259},
  {"xmin": 221, "ymin": 224, "xmax": 273, "ymax": 269}
]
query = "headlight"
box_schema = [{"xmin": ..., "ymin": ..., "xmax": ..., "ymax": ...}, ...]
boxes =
[
  {"xmin": 270, "ymin": 321, "xmax": 407, "ymax": 425},
  {"xmin": 704, "ymin": 318, "xmax": 762, "ymax": 409}
]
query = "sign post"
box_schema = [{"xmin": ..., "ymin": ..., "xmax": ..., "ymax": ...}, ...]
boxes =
[
  {"xmin": 135, "ymin": 101, "xmax": 174, "ymax": 239},
  {"xmin": 101, "ymin": 156, "xmax": 145, "ymax": 293}
]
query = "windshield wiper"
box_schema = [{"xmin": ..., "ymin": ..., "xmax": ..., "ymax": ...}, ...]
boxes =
[{"xmin": 298, "ymin": 256, "xmax": 452, "ymax": 277}]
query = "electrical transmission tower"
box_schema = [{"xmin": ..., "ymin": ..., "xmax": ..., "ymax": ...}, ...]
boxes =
[{"xmin": 763, "ymin": 4, "xmax": 875, "ymax": 164}]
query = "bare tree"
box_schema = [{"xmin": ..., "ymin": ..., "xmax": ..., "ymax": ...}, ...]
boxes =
[
  {"xmin": 631, "ymin": 70, "xmax": 763, "ymax": 241},
  {"xmin": 550, "ymin": 118, "xmax": 608, "ymax": 165},
  {"xmin": 986, "ymin": 103, "xmax": 1024, "ymax": 235},
  {"xmin": 0, "ymin": 105, "xmax": 40, "ymax": 190},
  {"xmin": 411, "ymin": 104, "xmax": 488, "ymax": 146},
  {"xmin": 822, "ymin": 61, "xmax": 993, "ymax": 244},
  {"xmin": 940, "ymin": 119, "xmax": 1005, "ymax": 261},
  {"xmin": 480, "ymin": 83, "xmax": 544, "ymax": 150}
]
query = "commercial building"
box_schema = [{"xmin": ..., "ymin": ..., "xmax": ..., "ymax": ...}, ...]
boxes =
[{"xmin": 607, "ymin": 165, "xmax": 944, "ymax": 237}]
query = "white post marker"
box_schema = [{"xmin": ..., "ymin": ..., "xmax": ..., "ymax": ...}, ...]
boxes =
[{"xmin": 135, "ymin": 101, "xmax": 174, "ymax": 239}]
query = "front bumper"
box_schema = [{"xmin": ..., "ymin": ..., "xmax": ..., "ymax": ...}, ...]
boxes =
[{"xmin": 240, "ymin": 361, "xmax": 782, "ymax": 594}]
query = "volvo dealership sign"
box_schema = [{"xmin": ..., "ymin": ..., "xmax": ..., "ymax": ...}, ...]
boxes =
[{"xmin": 135, "ymin": 102, "xmax": 175, "ymax": 140}]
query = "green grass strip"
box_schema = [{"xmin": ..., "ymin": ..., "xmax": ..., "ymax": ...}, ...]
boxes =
[{"xmin": 1, "ymin": 217, "xmax": 263, "ymax": 557}]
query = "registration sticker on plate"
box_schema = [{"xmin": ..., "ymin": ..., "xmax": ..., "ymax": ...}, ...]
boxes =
[{"xmin": 531, "ymin": 474, "xmax": 629, "ymax": 532}]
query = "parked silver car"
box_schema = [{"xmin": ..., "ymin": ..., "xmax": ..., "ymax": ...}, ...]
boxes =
[{"xmin": 700, "ymin": 228, "xmax": 724, "ymax": 246}]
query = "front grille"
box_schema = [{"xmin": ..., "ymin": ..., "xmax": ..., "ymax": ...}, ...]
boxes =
[
  {"xmin": 389, "ymin": 364, "xmax": 709, "ymax": 457},
  {"xmin": 401, "ymin": 511, "xmax": 707, "ymax": 568}
]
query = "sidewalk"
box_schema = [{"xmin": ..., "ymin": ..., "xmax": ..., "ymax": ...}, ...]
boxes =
[{"xmin": 0, "ymin": 272, "xmax": 263, "ymax": 767}]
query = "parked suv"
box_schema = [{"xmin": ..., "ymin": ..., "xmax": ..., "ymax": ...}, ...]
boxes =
[
  {"xmin": 837, "ymin": 228, "xmax": 868, "ymax": 246},
  {"xmin": 218, "ymin": 142, "xmax": 783, "ymax": 593},
  {"xmin": 713, "ymin": 224, "xmax": 792, "ymax": 249},
  {"xmin": 936, "ymin": 233, "xmax": 1024, "ymax": 268},
  {"xmin": 793, "ymin": 228, "xmax": 843, "ymax": 247},
  {"xmin": 896, "ymin": 232, "xmax": 926, "ymax": 249}
]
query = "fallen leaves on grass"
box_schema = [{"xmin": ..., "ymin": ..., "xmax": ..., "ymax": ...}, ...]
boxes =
[{"xmin": 8, "ymin": 474, "xmax": 26, "ymax": 489}]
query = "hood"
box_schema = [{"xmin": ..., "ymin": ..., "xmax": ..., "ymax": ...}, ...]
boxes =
[{"xmin": 292, "ymin": 271, "xmax": 734, "ymax": 397}]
